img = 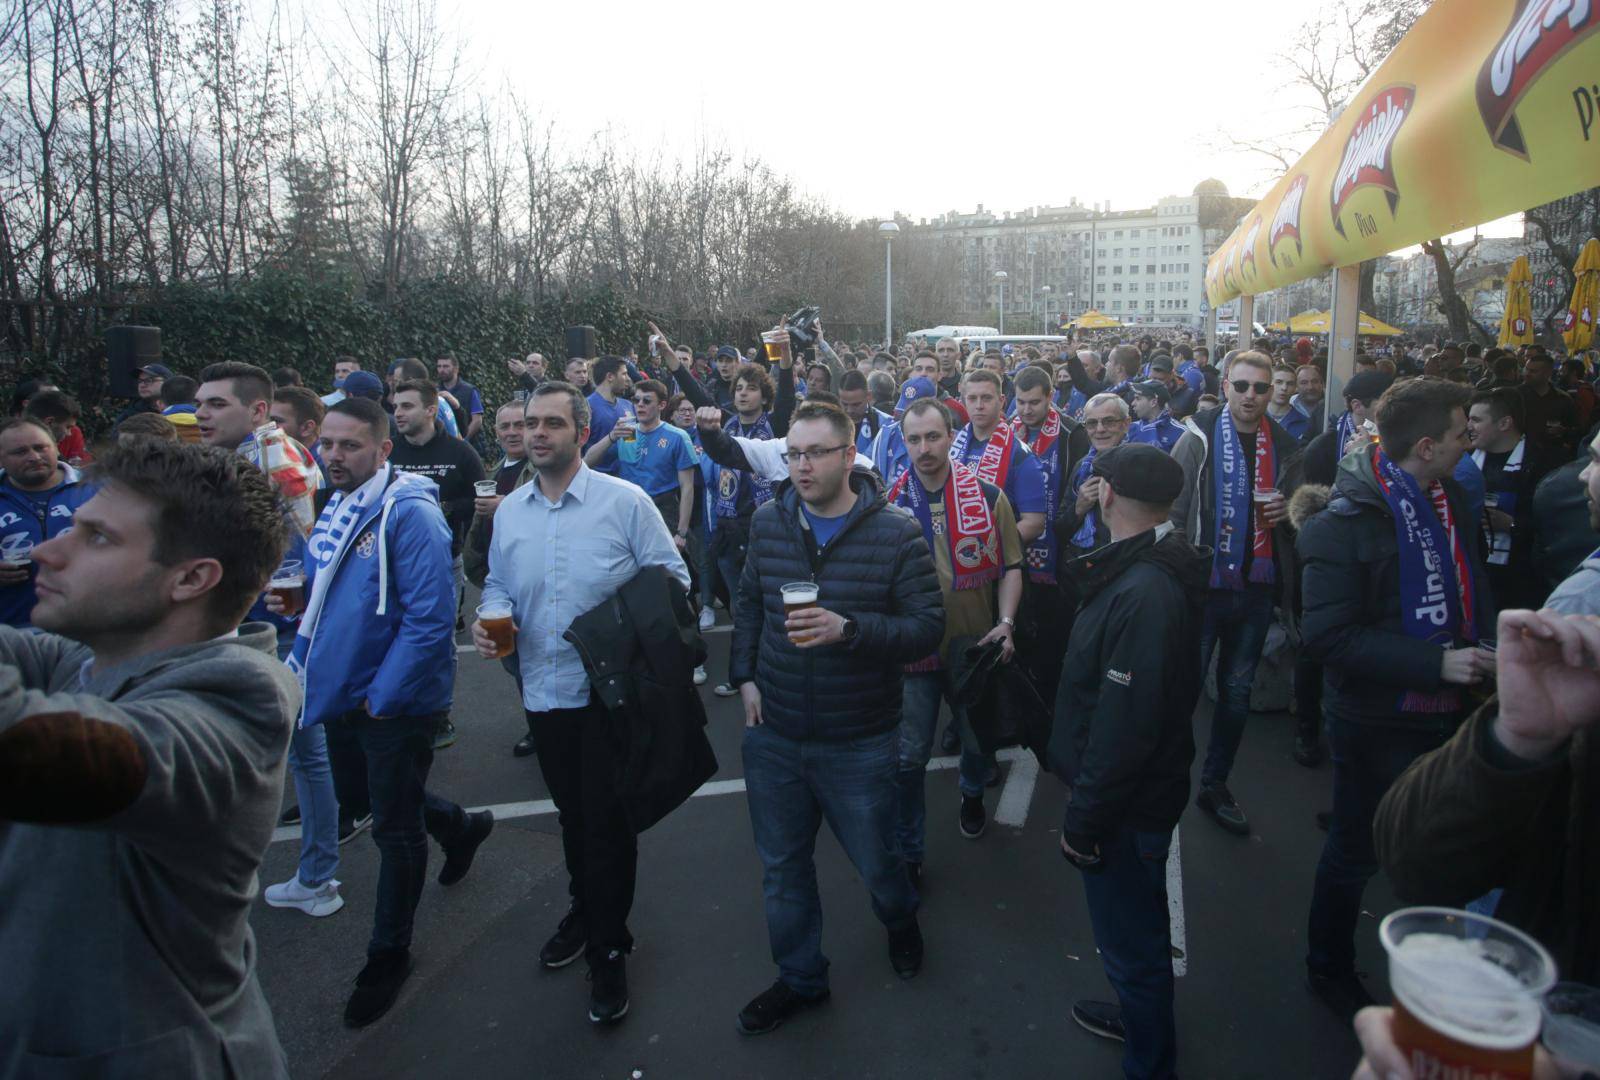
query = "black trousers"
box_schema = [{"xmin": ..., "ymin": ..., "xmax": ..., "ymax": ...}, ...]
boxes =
[{"xmin": 529, "ymin": 698, "xmax": 638, "ymax": 963}]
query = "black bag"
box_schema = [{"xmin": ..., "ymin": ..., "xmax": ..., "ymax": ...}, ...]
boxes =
[{"xmin": 950, "ymin": 636, "xmax": 1053, "ymax": 760}]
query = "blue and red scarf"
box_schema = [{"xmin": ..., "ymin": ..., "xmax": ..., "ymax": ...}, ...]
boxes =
[
  {"xmin": 712, "ymin": 411, "xmax": 774, "ymax": 520},
  {"xmin": 889, "ymin": 462, "xmax": 1002, "ymax": 593},
  {"xmin": 1210, "ymin": 411, "xmax": 1277, "ymax": 590},
  {"xmin": 1013, "ymin": 408, "xmax": 1062, "ymax": 583},
  {"xmin": 1371, "ymin": 447, "xmax": 1481, "ymax": 713},
  {"xmin": 950, "ymin": 422, "xmax": 1018, "ymax": 491},
  {"xmin": 1067, "ymin": 448, "xmax": 1100, "ymax": 551}
]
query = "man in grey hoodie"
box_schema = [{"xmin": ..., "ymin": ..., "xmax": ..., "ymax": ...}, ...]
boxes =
[
  {"xmin": 0, "ymin": 440, "xmax": 300, "ymax": 1080},
  {"xmin": 1546, "ymin": 424, "xmax": 1600, "ymax": 616}
]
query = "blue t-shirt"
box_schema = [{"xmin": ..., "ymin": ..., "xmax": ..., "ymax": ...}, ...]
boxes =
[
  {"xmin": 802, "ymin": 505, "xmax": 849, "ymax": 547},
  {"xmin": 442, "ymin": 378, "xmax": 483, "ymax": 419},
  {"xmin": 953, "ymin": 429, "xmax": 1049, "ymax": 516},
  {"xmin": 600, "ymin": 422, "xmax": 698, "ymax": 497},
  {"xmin": 584, "ymin": 391, "xmax": 638, "ymax": 473}
]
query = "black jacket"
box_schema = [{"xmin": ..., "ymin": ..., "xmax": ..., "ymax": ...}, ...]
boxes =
[
  {"xmin": 1294, "ymin": 450, "xmax": 1496, "ymax": 731},
  {"xmin": 731, "ymin": 468, "xmax": 944, "ymax": 741},
  {"xmin": 1048, "ymin": 527, "xmax": 1210, "ymax": 848},
  {"xmin": 388, "ymin": 425, "xmax": 487, "ymax": 556},
  {"xmin": 1533, "ymin": 455, "xmax": 1600, "ymax": 589},
  {"xmin": 565, "ymin": 564, "xmax": 717, "ymax": 833}
]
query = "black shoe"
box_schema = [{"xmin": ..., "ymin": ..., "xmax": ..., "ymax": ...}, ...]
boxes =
[
  {"xmin": 512, "ymin": 734, "xmax": 538, "ymax": 758},
  {"xmin": 1315, "ymin": 810, "xmax": 1332, "ymax": 832},
  {"xmin": 279, "ymin": 804, "xmax": 302, "ymax": 826},
  {"xmin": 888, "ymin": 920, "xmax": 923, "ymax": 979},
  {"xmin": 343, "ymin": 950, "xmax": 413, "ymax": 1028},
  {"xmin": 713, "ymin": 682, "xmax": 739, "ymax": 698},
  {"xmin": 983, "ymin": 759, "xmax": 1002, "ymax": 788},
  {"xmin": 959, "ymin": 794, "xmax": 986, "ymax": 840},
  {"xmin": 540, "ymin": 909, "xmax": 588, "ymax": 969},
  {"xmin": 736, "ymin": 981, "xmax": 830, "ymax": 1036},
  {"xmin": 587, "ymin": 949, "xmax": 629, "ymax": 1024},
  {"xmin": 1306, "ymin": 969, "xmax": 1376, "ymax": 1024},
  {"xmin": 338, "ymin": 813, "xmax": 373, "ymax": 845},
  {"xmin": 1293, "ymin": 734, "xmax": 1326, "ymax": 768},
  {"xmin": 431, "ymin": 718, "xmax": 457, "ymax": 751},
  {"xmin": 1195, "ymin": 783, "xmax": 1250, "ymax": 836},
  {"xmin": 1071, "ymin": 1000, "xmax": 1126, "ymax": 1043},
  {"xmin": 906, "ymin": 861, "xmax": 923, "ymax": 895},
  {"xmin": 939, "ymin": 725, "xmax": 960, "ymax": 754},
  {"xmin": 437, "ymin": 811, "xmax": 494, "ymax": 886}
]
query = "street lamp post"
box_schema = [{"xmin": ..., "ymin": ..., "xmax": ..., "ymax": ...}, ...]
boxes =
[
  {"xmin": 1040, "ymin": 285, "xmax": 1052, "ymax": 333},
  {"xmin": 878, "ymin": 220, "xmax": 900, "ymax": 347},
  {"xmin": 995, "ymin": 270, "xmax": 1008, "ymax": 334}
]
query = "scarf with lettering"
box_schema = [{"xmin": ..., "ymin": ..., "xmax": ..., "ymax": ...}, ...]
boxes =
[
  {"xmin": 950, "ymin": 421, "xmax": 1018, "ymax": 490},
  {"xmin": 1371, "ymin": 447, "xmax": 1481, "ymax": 714},
  {"xmin": 890, "ymin": 462, "xmax": 1002, "ymax": 594},
  {"xmin": 1013, "ymin": 408, "xmax": 1063, "ymax": 583},
  {"xmin": 1210, "ymin": 409, "xmax": 1277, "ymax": 589},
  {"xmin": 712, "ymin": 411, "xmax": 774, "ymax": 520},
  {"xmin": 1067, "ymin": 448, "xmax": 1100, "ymax": 551},
  {"xmin": 1335, "ymin": 410, "xmax": 1358, "ymax": 454}
]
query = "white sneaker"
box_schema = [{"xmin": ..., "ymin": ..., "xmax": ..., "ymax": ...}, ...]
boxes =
[
  {"xmin": 693, "ymin": 665, "xmax": 708, "ymax": 685},
  {"xmin": 264, "ymin": 876, "xmax": 345, "ymax": 917},
  {"xmin": 698, "ymin": 607, "xmax": 716, "ymax": 632}
]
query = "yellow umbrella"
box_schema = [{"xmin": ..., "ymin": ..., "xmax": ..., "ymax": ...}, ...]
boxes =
[
  {"xmin": 1499, "ymin": 255, "xmax": 1535, "ymax": 348},
  {"xmin": 1267, "ymin": 321, "xmax": 1288, "ymax": 331},
  {"xmin": 1356, "ymin": 311, "xmax": 1404, "ymax": 337},
  {"xmin": 1286, "ymin": 309, "xmax": 1404, "ymax": 336},
  {"xmin": 1562, "ymin": 238, "xmax": 1599, "ymax": 353},
  {"xmin": 1070, "ymin": 310, "xmax": 1122, "ymax": 329}
]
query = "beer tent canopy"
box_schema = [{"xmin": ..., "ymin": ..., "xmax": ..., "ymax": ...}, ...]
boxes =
[
  {"xmin": 1284, "ymin": 310, "xmax": 1404, "ymax": 336},
  {"xmin": 1204, "ymin": 0, "xmax": 1600, "ymax": 308},
  {"xmin": 1070, "ymin": 310, "xmax": 1123, "ymax": 329}
]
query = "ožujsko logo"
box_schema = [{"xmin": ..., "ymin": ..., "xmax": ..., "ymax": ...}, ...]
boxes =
[
  {"xmin": 1477, "ymin": 0, "xmax": 1598, "ymax": 159},
  {"xmin": 1330, "ymin": 85, "xmax": 1413, "ymax": 239},
  {"xmin": 1221, "ymin": 238, "xmax": 1241, "ymax": 295},
  {"xmin": 1239, "ymin": 215, "xmax": 1262, "ymax": 284},
  {"xmin": 1268, "ymin": 175, "xmax": 1308, "ymax": 268}
]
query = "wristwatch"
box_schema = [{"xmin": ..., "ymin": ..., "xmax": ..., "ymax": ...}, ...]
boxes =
[
  {"xmin": 999, "ymin": 616, "xmax": 1016, "ymax": 629},
  {"xmin": 839, "ymin": 615, "xmax": 859, "ymax": 643}
]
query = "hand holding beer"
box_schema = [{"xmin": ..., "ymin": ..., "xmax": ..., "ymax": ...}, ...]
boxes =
[
  {"xmin": 761, "ymin": 327, "xmax": 793, "ymax": 369},
  {"xmin": 783, "ymin": 582, "xmax": 845, "ymax": 648},
  {"xmin": 613, "ymin": 416, "xmax": 637, "ymax": 444},
  {"xmin": 265, "ymin": 560, "xmax": 306, "ymax": 617},
  {"xmin": 0, "ymin": 540, "xmax": 32, "ymax": 586},
  {"xmin": 474, "ymin": 479, "xmax": 502, "ymax": 518},
  {"xmin": 473, "ymin": 601, "xmax": 517, "ymax": 659},
  {"xmin": 1254, "ymin": 487, "xmax": 1288, "ymax": 526}
]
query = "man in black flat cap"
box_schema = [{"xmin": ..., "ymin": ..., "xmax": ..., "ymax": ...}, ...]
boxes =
[{"xmin": 1047, "ymin": 442, "xmax": 1212, "ymax": 1079}]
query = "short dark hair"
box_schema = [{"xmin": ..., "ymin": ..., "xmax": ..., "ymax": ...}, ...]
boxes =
[
  {"xmin": 1013, "ymin": 367, "xmax": 1052, "ymax": 396},
  {"xmin": 271, "ymin": 366, "xmax": 303, "ymax": 388},
  {"xmin": 1470, "ymin": 387, "xmax": 1524, "ymax": 431},
  {"xmin": 25, "ymin": 389, "xmax": 79, "ymax": 422},
  {"xmin": 1375, "ymin": 377, "xmax": 1473, "ymax": 461},
  {"xmin": 805, "ymin": 389, "xmax": 841, "ymax": 408},
  {"xmin": 1524, "ymin": 352, "xmax": 1555, "ymax": 368},
  {"xmin": 839, "ymin": 370, "xmax": 868, "ymax": 394},
  {"xmin": 334, "ymin": 355, "xmax": 362, "ymax": 370},
  {"xmin": 90, "ymin": 440, "xmax": 289, "ymax": 627},
  {"xmin": 392, "ymin": 379, "xmax": 439, "ymax": 408},
  {"xmin": 115, "ymin": 413, "xmax": 179, "ymax": 442},
  {"xmin": 274, "ymin": 386, "xmax": 326, "ymax": 431},
  {"xmin": 733, "ymin": 366, "xmax": 775, "ymax": 408},
  {"xmin": 326, "ymin": 397, "xmax": 390, "ymax": 442},
  {"xmin": 0, "ymin": 416, "xmax": 54, "ymax": 443},
  {"xmin": 160, "ymin": 375, "xmax": 198, "ymax": 407},
  {"xmin": 789, "ymin": 400, "xmax": 853, "ymax": 445},
  {"xmin": 901, "ymin": 397, "xmax": 954, "ymax": 433},
  {"xmin": 198, "ymin": 361, "xmax": 273, "ymax": 406},
  {"xmin": 633, "ymin": 379, "xmax": 668, "ymax": 402},
  {"xmin": 528, "ymin": 380, "xmax": 590, "ymax": 431},
  {"xmin": 592, "ymin": 356, "xmax": 627, "ymax": 384}
]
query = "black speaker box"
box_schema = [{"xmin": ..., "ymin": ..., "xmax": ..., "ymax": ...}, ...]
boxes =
[
  {"xmin": 106, "ymin": 325, "xmax": 162, "ymax": 398},
  {"xmin": 565, "ymin": 325, "xmax": 596, "ymax": 360}
]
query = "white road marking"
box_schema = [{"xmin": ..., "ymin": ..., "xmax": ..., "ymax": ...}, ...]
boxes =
[
  {"xmin": 992, "ymin": 751, "xmax": 1039, "ymax": 827},
  {"xmin": 271, "ymin": 747, "xmax": 1030, "ymax": 844},
  {"xmin": 1168, "ymin": 825, "xmax": 1188, "ymax": 977}
]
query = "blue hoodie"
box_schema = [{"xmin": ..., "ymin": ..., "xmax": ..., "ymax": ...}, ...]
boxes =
[
  {"xmin": 0, "ymin": 464, "xmax": 93, "ymax": 628},
  {"xmin": 293, "ymin": 468, "xmax": 455, "ymax": 726}
]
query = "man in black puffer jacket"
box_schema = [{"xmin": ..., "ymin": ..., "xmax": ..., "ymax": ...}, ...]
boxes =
[{"xmin": 730, "ymin": 401, "xmax": 944, "ymax": 1037}]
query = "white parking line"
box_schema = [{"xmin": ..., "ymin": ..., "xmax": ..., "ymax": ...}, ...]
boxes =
[
  {"xmin": 271, "ymin": 747, "xmax": 1031, "ymax": 844},
  {"xmin": 1168, "ymin": 825, "xmax": 1188, "ymax": 977},
  {"xmin": 992, "ymin": 752, "xmax": 1039, "ymax": 827}
]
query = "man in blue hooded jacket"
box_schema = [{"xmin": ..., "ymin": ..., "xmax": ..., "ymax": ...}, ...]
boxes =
[
  {"xmin": 0, "ymin": 418, "xmax": 92, "ymax": 628},
  {"xmin": 277, "ymin": 397, "xmax": 493, "ymax": 1029}
]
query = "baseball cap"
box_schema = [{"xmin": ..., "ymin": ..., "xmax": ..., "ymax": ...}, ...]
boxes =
[
  {"xmin": 1131, "ymin": 379, "xmax": 1170, "ymax": 405},
  {"xmin": 342, "ymin": 371, "xmax": 386, "ymax": 401},
  {"xmin": 715, "ymin": 345, "xmax": 741, "ymax": 361},
  {"xmin": 895, "ymin": 376, "xmax": 937, "ymax": 417},
  {"xmin": 137, "ymin": 363, "xmax": 174, "ymax": 379},
  {"xmin": 1147, "ymin": 354, "xmax": 1175, "ymax": 373},
  {"xmin": 1092, "ymin": 443, "xmax": 1185, "ymax": 504}
]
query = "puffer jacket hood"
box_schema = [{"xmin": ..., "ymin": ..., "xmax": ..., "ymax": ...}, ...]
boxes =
[{"xmin": 1288, "ymin": 484, "xmax": 1331, "ymax": 531}]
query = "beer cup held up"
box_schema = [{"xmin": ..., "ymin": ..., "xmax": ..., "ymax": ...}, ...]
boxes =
[
  {"xmin": 268, "ymin": 560, "xmax": 306, "ymax": 618},
  {"xmin": 761, "ymin": 329, "xmax": 792, "ymax": 368},
  {"xmin": 782, "ymin": 582, "xmax": 820, "ymax": 644},
  {"xmin": 477, "ymin": 601, "xmax": 516, "ymax": 659}
]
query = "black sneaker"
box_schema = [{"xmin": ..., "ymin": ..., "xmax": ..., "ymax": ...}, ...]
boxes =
[
  {"xmin": 1071, "ymin": 1000, "xmax": 1126, "ymax": 1043},
  {"xmin": 1195, "ymin": 783, "xmax": 1250, "ymax": 836},
  {"xmin": 432, "ymin": 718, "xmax": 457, "ymax": 751},
  {"xmin": 338, "ymin": 813, "xmax": 373, "ymax": 845},
  {"xmin": 713, "ymin": 682, "xmax": 739, "ymax": 698},
  {"xmin": 1306, "ymin": 969, "xmax": 1376, "ymax": 1024},
  {"xmin": 887, "ymin": 920, "xmax": 923, "ymax": 979},
  {"xmin": 279, "ymin": 804, "xmax": 302, "ymax": 826},
  {"xmin": 587, "ymin": 949, "xmax": 629, "ymax": 1024},
  {"xmin": 959, "ymin": 795, "xmax": 986, "ymax": 839},
  {"xmin": 905, "ymin": 861, "xmax": 923, "ymax": 895},
  {"xmin": 512, "ymin": 734, "xmax": 538, "ymax": 758},
  {"xmin": 736, "ymin": 981, "xmax": 830, "ymax": 1036},
  {"xmin": 1293, "ymin": 733, "xmax": 1326, "ymax": 768},
  {"xmin": 540, "ymin": 909, "xmax": 588, "ymax": 969},
  {"xmin": 343, "ymin": 950, "xmax": 413, "ymax": 1028},
  {"xmin": 939, "ymin": 725, "xmax": 960, "ymax": 754},
  {"xmin": 437, "ymin": 811, "xmax": 494, "ymax": 886}
]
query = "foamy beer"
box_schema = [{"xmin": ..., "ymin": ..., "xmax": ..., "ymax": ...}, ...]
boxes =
[
  {"xmin": 268, "ymin": 560, "xmax": 306, "ymax": 618},
  {"xmin": 761, "ymin": 329, "xmax": 792, "ymax": 367},
  {"xmin": 1380, "ymin": 908, "xmax": 1556, "ymax": 1080},
  {"xmin": 477, "ymin": 600, "xmax": 515, "ymax": 659},
  {"xmin": 617, "ymin": 416, "xmax": 636, "ymax": 443},
  {"xmin": 782, "ymin": 582, "xmax": 820, "ymax": 644}
]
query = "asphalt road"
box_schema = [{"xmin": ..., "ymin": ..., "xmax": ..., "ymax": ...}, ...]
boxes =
[{"xmin": 253, "ymin": 602, "xmax": 1396, "ymax": 1080}]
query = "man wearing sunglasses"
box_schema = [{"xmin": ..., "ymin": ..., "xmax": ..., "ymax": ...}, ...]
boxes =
[{"xmin": 1171, "ymin": 351, "xmax": 1303, "ymax": 838}]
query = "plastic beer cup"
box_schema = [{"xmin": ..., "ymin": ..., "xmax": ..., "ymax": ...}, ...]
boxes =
[
  {"xmin": 475, "ymin": 480, "xmax": 498, "ymax": 498},
  {"xmin": 782, "ymin": 582, "xmax": 819, "ymax": 644},
  {"xmin": 762, "ymin": 329, "xmax": 792, "ymax": 368},
  {"xmin": 268, "ymin": 560, "xmax": 306, "ymax": 618},
  {"xmin": 477, "ymin": 601, "xmax": 515, "ymax": 659}
]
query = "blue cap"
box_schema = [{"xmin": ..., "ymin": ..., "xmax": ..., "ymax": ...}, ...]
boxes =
[
  {"xmin": 342, "ymin": 370, "xmax": 386, "ymax": 401},
  {"xmin": 895, "ymin": 376, "xmax": 938, "ymax": 417},
  {"xmin": 715, "ymin": 345, "xmax": 741, "ymax": 361}
]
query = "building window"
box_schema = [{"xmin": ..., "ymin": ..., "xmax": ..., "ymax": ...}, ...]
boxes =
[
  {"xmin": 1129, "ymin": 265, "xmax": 1139, "ymax": 274},
  {"xmin": 1113, "ymin": 283, "xmax": 1123, "ymax": 293},
  {"xmin": 1114, "ymin": 230, "xmax": 1123, "ymax": 239},
  {"xmin": 1147, "ymin": 264, "xmax": 1156, "ymax": 274}
]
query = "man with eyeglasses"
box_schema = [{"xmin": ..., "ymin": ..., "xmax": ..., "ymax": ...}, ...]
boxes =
[
  {"xmin": 114, "ymin": 363, "xmax": 173, "ymax": 427},
  {"xmin": 1170, "ymin": 351, "xmax": 1303, "ymax": 838},
  {"xmin": 1056, "ymin": 393, "xmax": 1132, "ymax": 560}
]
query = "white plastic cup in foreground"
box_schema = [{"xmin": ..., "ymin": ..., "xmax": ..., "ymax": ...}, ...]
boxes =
[
  {"xmin": 268, "ymin": 559, "xmax": 306, "ymax": 617},
  {"xmin": 1252, "ymin": 488, "xmax": 1281, "ymax": 504},
  {"xmin": 1380, "ymin": 907, "xmax": 1556, "ymax": 1080},
  {"xmin": 1543, "ymin": 983, "xmax": 1600, "ymax": 1078},
  {"xmin": 781, "ymin": 582, "xmax": 820, "ymax": 643},
  {"xmin": 475, "ymin": 480, "xmax": 498, "ymax": 498},
  {"xmin": 1, "ymin": 538, "xmax": 34, "ymax": 569}
]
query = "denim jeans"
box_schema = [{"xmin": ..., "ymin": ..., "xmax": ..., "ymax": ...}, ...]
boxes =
[
  {"xmin": 288, "ymin": 723, "xmax": 340, "ymax": 888},
  {"xmin": 743, "ymin": 723, "xmax": 918, "ymax": 997},
  {"xmin": 528, "ymin": 700, "xmax": 638, "ymax": 962},
  {"xmin": 1306, "ymin": 719, "xmax": 1448, "ymax": 978},
  {"xmin": 898, "ymin": 671, "xmax": 988, "ymax": 865},
  {"xmin": 325, "ymin": 711, "xmax": 467, "ymax": 957},
  {"xmin": 712, "ymin": 521, "xmax": 749, "ymax": 620},
  {"xmin": 1079, "ymin": 827, "xmax": 1178, "ymax": 1080},
  {"xmin": 1198, "ymin": 584, "xmax": 1276, "ymax": 788}
]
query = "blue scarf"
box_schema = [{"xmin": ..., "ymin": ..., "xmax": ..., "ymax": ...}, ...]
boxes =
[
  {"xmin": 712, "ymin": 411, "xmax": 774, "ymax": 520},
  {"xmin": 1210, "ymin": 410, "xmax": 1277, "ymax": 590},
  {"xmin": 1067, "ymin": 449, "xmax": 1099, "ymax": 550},
  {"xmin": 1371, "ymin": 448, "xmax": 1481, "ymax": 714},
  {"xmin": 1336, "ymin": 410, "xmax": 1358, "ymax": 452},
  {"xmin": 1055, "ymin": 386, "xmax": 1087, "ymax": 419},
  {"xmin": 1018, "ymin": 414, "xmax": 1063, "ymax": 583}
]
